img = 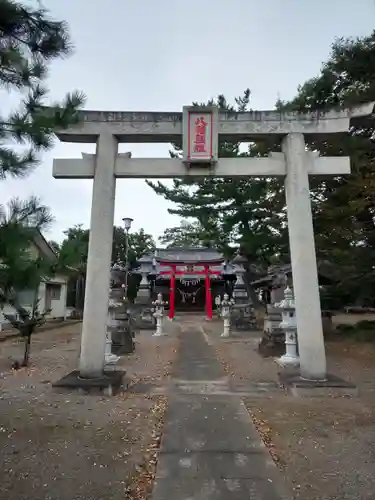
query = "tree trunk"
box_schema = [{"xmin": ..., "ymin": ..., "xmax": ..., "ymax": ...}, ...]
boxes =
[
  {"xmin": 243, "ymin": 270, "xmax": 262, "ymax": 309},
  {"xmin": 22, "ymin": 333, "xmax": 32, "ymax": 366},
  {"xmin": 75, "ymin": 277, "xmax": 80, "ymax": 310},
  {"xmin": 79, "ymin": 275, "xmax": 86, "ymax": 314},
  {"xmin": 74, "ymin": 274, "xmax": 85, "ymax": 317}
]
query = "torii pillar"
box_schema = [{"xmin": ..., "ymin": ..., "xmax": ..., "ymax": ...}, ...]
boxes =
[
  {"xmin": 283, "ymin": 134, "xmax": 325, "ymax": 379},
  {"xmin": 52, "ymin": 102, "xmax": 375, "ymax": 384},
  {"xmin": 80, "ymin": 134, "xmax": 118, "ymax": 377}
]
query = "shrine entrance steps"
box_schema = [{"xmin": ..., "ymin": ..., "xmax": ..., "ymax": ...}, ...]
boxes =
[
  {"xmin": 173, "ymin": 311, "xmax": 209, "ymax": 317},
  {"xmin": 172, "ymin": 312, "xmax": 212, "ymax": 324},
  {"xmin": 151, "ymin": 325, "xmax": 290, "ymax": 500},
  {"xmin": 173, "ymin": 305, "xmax": 206, "ymax": 312}
]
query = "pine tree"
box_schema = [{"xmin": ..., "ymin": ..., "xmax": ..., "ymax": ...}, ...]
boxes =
[
  {"xmin": 279, "ymin": 31, "xmax": 375, "ymax": 307},
  {"xmin": 159, "ymin": 220, "xmax": 215, "ymax": 249},
  {"xmin": 0, "ymin": 196, "xmax": 54, "ymax": 295},
  {"xmin": 149, "ymin": 32, "xmax": 375, "ymax": 307},
  {"xmin": 0, "ymin": 0, "xmax": 85, "ymax": 179},
  {"xmin": 0, "ymin": 196, "xmax": 55, "ymax": 366},
  {"xmin": 0, "ymin": 1, "xmax": 86, "ymax": 352}
]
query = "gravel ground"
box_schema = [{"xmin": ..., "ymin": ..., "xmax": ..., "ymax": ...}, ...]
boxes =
[
  {"xmin": 203, "ymin": 321, "xmax": 375, "ymax": 500},
  {"xmin": 3, "ymin": 316, "xmax": 375, "ymax": 500},
  {"xmin": 0, "ymin": 323, "xmax": 179, "ymax": 500}
]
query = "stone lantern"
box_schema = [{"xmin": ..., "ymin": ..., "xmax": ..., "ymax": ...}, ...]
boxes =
[
  {"xmin": 277, "ymin": 287, "xmax": 299, "ymax": 366},
  {"xmin": 215, "ymin": 294, "xmax": 221, "ymax": 317},
  {"xmin": 232, "ymin": 254, "xmax": 249, "ymax": 304},
  {"xmin": 220, "ymin": 293, "xmax": 235, "ymax": 338},
  {"xmin": 137, "ymin": 270, "xmax": 150, "ymax": 302},
  {"xmin": 105, "ymin": 296, "xmax": 121, "ymax": 369},
  {"xmin": 106, "ymin": 262, "xmax": 135, "ymax": 358},
  {"xmin": 152, "ymin": 293, "xmax": 168, "ymax": 336}
]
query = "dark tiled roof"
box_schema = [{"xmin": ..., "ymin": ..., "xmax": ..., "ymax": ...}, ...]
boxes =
[
  {"xmin": 141, "ymin": 247, "xmax": 225, "ymax": 264},
  {"xmin": 232, "ymin": 253, "xmax": 248, "ymax": 264},
  {"xmin": 267, "ymin": 263, "xmax": 291, "ymax": 274},
  {"xmin": 137, "ymin": 254, "xmax": 154, "ymax": 263}
]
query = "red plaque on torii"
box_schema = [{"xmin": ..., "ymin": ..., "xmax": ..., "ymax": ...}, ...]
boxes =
[{"xmin": 183, "ymin": 105, "xmax": 219, "ymax": 166}]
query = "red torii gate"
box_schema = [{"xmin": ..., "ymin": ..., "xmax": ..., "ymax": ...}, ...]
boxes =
[{"xmin": 158, "ymin": 262, "xmax": 222, "ymax": 320}]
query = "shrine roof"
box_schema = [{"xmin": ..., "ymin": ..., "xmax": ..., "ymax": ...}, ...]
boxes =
[
  {"xmin": 154, "ymin": 247, "xmax": 225, "ymax": 264},
  {"xmin": 251, "ymin": 262, "xmax": 333, "ymax": 287},
  {"xmin": 137, "ymin": 247, "xmax": 225, "ymax": 264}
]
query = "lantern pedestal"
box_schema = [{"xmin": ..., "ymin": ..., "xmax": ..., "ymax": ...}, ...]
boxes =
[
  {"xmin": 277, "ymin": 330, "xmax": 300, "ymax": 366},
  {"xmin": 105, "ymin": 298, "xmax": 121, "ymax": 370},
  {"xmin": 105, "ymin": 331, "xmax": 120, "ymax": 370},
  {"xmin": 220, "ymin": 293, "xmax": 235, "ymax": 338},
  {"xmin": 152, "ymin": 293, "xmax": 168, "ymax": 336},
  {"xmin": 153, "ymin": 314, "xmax": 164, "ymax": 336},
  {"xmin": 221, "ymin": 317, "xmax": 231, "ymax": 338},
  {"xmin": 276, "ymin": 287, "xmax": 300, "ymax": 367}
]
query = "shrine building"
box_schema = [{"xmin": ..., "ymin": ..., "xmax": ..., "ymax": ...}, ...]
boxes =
[{"xmin": 134, "ymin": 248, "xmax": 248, "ymax": 319}]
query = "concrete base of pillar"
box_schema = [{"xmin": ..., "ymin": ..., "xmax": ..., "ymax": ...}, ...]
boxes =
[
  {"xmin": 278, "ymin": 369, "xmax": 358, "ymax": 397},
  {"xmin": 105, "ymin": 353, "xmax": 120, "ymax": 369},
  {"xmin": 220, "ymin": 329, "xmax": 230, "ymax": 338},
  {"xmin": 52, "ymin": 370, "xmax": 127, "ymax": 396},
  {"xmin": 276, "ymin": 354, "xmax": 300, "ymax": 367}
]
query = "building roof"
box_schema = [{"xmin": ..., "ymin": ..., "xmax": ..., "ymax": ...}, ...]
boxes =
[
  {"xmin": 33, "ymin": 230, "xmax": 73, "ymax": 276},
  {"xmin": 251, "ymin": 262, "xmax": 334, "ymax": 287},
  {"xmin": 140, "ymin": 247, "xmax": 225, "ymax": 264},
  {"xmin": 33, "ymin": 230, "xmax": 58, "ymax": 261},
  {"xmin": 134, "ymin": 247, "xmax": 243, "ymax": 276}
]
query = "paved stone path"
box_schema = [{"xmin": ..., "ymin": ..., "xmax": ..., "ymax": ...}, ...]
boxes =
[{"xmin": 151, "ymin": 324, "xmax": 290, "ymax": 500}]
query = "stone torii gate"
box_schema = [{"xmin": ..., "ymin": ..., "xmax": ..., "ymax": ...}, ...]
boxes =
[{"xmin": 53, "ymin": 103, "xmax": 375, "ymax": 383}]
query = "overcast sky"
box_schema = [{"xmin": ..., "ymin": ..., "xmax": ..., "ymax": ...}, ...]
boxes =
[{"xmin": 1, "ymin": 0, "xmax": 374, "ymax": 244}]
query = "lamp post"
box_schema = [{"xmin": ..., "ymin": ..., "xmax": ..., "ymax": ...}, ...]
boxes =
[{"xmin": 122, "ymin": 217, "xmax": 133, "ymax": 301}]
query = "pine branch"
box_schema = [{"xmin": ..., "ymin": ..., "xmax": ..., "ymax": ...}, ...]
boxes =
[
  {"xmin": 0, "ymin": 148, "xmax": 38, "ymax": 179},
  {"xmin": 0, "ymin": 1, "xmax": 86, "ymax": 179}
]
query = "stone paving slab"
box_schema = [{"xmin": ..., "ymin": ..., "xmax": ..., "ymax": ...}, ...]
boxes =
[
  {"xmin": 171, "ymin": 327, "xmax": 224, "ymax": 381},
  {"xmin": 172, "ymin": 351, "xmax": 224, "ymax": 380},
  {"xmin": 153, "ymin": 475, "xmax": 288, "ymax": 500},
  {"xmin": 161, "ymin": 395, "xmax": 262, "ymax": 453},
  {"xmin": 129, "ymin": 380, "xmax": 284, "ymax": 399},
  {"xmin": 156, "ymin": 451, "xmax": 277, "ymax": 479}
]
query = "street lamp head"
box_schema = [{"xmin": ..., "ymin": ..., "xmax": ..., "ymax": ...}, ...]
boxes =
[{"xmin": 122, "ymin": 217, "xmax": 133, "ymax": 231}]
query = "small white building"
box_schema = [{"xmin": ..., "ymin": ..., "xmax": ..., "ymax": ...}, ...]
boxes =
[{"xmin": 1, "ymin": 231, "xmax": 69, "ymax": 327}]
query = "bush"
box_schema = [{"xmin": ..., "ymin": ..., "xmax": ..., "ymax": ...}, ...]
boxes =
[
  {"xmin": 355, "ymin": 320, "xmax": 375, "ymax": 330},
  {"xmin": 335, "ymin": 321, "xmax": 375, "ymax": 342},
  {"xmin": 353, "ymin": 330, "xmax": 375, "ymax": 342},
  {"xmin": 335, "ymin": 323, "xmax": 356, "ymax": 334}
]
